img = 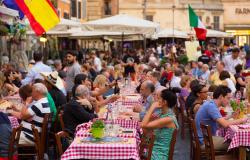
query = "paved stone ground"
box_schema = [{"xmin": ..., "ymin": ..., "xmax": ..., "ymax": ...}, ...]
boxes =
[{"xmin": 173, "ymin": 128, "xmax": 191, "ymax": 160}]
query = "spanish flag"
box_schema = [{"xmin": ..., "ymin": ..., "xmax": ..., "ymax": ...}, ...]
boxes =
[{"xmin": 15, "ymin": 0, "xmax": 60, "ymax": 36}]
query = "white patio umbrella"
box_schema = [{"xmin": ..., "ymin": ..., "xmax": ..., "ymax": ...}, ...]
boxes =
[
  {"xmin": 207, "ymin": 29, "xmax": 233, "ymax": 38},
  {"xmin": 157, "ymin": 28, "xmax": 188, "ymax": 38},
  {"xmin": 26, "ymin": 19, "xmax": 82, "ymax": 36},
  {"xmin": 70, "ymin": 30, "xmax": 143, "ymax": 40},
  {"xmin": 82, "ymin": 14, "xmax": 160, "ymax": 36},
  {"xmin": 0, "ymin": 6, "xmax": 19, "ymax": 24}
]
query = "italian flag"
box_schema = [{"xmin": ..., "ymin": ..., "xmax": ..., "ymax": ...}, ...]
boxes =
[{"xmin": 188, "ymin": 5, "xmax": 207, "ymax": 40}]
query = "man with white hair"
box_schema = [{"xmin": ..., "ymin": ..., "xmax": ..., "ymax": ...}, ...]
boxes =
[
  {"xmin": 11, "ymin": 83, "xmax": 51, "ymax": 145},
  {"xmin": 133, "ymin": 80, "xmax": 155, "ymax": 120},
  {"xmin": 63, "ymin": 85, "xmax": 99, "ymax": 136},
  {"xmin": 200, "ymin": 64, "xmax": 210, "ymax": 81}
]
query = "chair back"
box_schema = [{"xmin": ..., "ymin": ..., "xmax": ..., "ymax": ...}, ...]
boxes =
[
  {"xmin": 41, "ymin": 114, "xmax": 50, "ymax": 154},
  {"xmin": 8, "ymin": 124, "xmax": 23, "ymax": 160},
  {"xmin": 58, "ymin": 112, "xmax": 65, "ymax": 131},
  {"xmin": 139, "ymin": 131, "xmax": 155, "ymax": 160},
  {"xmin": 31, "ymin": 125, "xmax": 43, "ymax": 160},
  {"xmin": 189, "ymin": 117, "xmax": 201, "ymax": 160},
  {"xmin": 200, "ymin": 123, "xmax": 215, "ymax": 160},
  {"xmin": 168, "ymin": 129, "xmax": 177, "ymax": 160},
  {"xmin": 55, "ymin": 131, "xmax": 70, "ymax": 157}
]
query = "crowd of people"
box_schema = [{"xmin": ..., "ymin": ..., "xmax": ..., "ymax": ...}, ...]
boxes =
[{"xmin": 0, "ymin": 42, "xmax": 250, "ymax": 159}]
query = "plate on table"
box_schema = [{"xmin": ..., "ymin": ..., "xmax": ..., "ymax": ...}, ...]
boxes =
[{"xmin": 80, "ymin": 136, "xmax": 125, "ymax": 143}]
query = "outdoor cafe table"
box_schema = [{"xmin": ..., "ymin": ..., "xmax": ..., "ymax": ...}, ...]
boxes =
[
  {"xmin": 218, "ymin": 124, "xmax": 250, "ymax": 160},
  {"xmin": 61, "ymin": 119, "xmax": 141, "ymax": 160}
]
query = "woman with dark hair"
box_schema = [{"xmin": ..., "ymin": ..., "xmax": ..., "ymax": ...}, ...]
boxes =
[
  {"xmin": 3, "ymin": 71, "xmax": 19, "ymax": 96},
  {"xmin": 72, "ymin": 74, "xmax": 91, "ymax": 98},
  {"xmin": 191, "ymin": 84, "xmax": 208, "ymax": 116},
  {"xmin": 234, "ymin": 64, "xmax": 246, "ymax": 91},
  {"xmin": 141, "ymin": 89, "xmax": 179, "ymax": 160},
  {"xmin": 18, "ymin": 84, "xmax": 33, "ymax": 104}
]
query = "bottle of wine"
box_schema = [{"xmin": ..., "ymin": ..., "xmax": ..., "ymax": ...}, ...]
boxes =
[{"xmin": 114, "ymin": 80, "xmax": 120, "ymax": 94}]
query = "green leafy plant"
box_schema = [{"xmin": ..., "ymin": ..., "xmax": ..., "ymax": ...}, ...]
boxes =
[
  {"xmin": 91, "ymin": 120, "xmax": 105, "ymax": 129},
  {"xmin": 230, "ymin": 100, "xmax": 244, "ymax": 112},
  {"xmin": 91, "ymin": 120, "xmax": 105, "ymax": 139}
]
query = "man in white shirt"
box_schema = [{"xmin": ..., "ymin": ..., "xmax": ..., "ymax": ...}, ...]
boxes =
[
  {"xmin": 91, "ymin": 52, "xmax": 102, "ymax": 73},
  {"xmin": 170, "ymin": 68, "xmax": 182, "ymax": 88},
  {"xmin": 157, "ymin": 44, "xmax": 162, "ymax": 58},
  {"xmin": 21, "ymin": 52, "xmax": 52, "ymax": 85},
  {"xmin": 223, "ymin": 48, "xmax": 242, "ymax": 74}
]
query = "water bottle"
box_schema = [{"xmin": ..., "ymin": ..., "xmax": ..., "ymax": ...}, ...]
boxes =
[
  {"xmin": 106, "ymin": 104, "xmax": 113, "ymax": 120},
  {"xmin": 114, "ymin": 80, "xmax": 120, "ymax": 94}
]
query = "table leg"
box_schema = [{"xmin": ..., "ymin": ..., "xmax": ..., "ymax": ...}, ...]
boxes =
[{"xmin": 239, "ymin": 146, "xmax": 246, "ymax": 160}]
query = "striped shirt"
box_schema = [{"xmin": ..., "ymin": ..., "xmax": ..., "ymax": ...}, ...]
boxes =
[{"xmin": 21, "ymin": 97, "xmax": 51, "ymax": 142}]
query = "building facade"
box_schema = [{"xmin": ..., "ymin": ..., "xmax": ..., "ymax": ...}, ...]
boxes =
[
  {"xmin": 56, "ymin": 0, "xmax": 118, "ymax": 21},
  {"xmin": 119, "ymin": 0, "xmax": 224, "ymax": 32},
  {"xmin": 222, "ymin": 0, "xmax": 250, "ymax": 46},
  {"xmin": 56, "ymin": 0, "xmax": 87, "ymax": 21},
  {"xmin": 87, "ymin": 0, "xmax": 118, "ymax": 21}
]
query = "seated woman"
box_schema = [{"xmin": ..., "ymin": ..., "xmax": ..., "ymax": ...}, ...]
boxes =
[
  {"xmin": 219, "ymin": 70, "xmax": 236, "ymax": 94},
  {"xmin": 179, "ymin": 75, "xmax": 191, "ymax": 102},
  {"xmin": 0, "ymin": 112, "xmax": 16, "ymax": 160},
  {"xmin": 191, "ymin": 84, "xmax": 208, "ymax": 116},
  {"xmin": 93, "ymin": 74, "xmax": 113, "ymax": 100},
  {"xmin": 234, "ymin": 64, "xmax": 245, "ymax": 92},
  {"xmin": 10, "ymin": 84, "xmax": 33, "ymax": 119},
  {"xmin": 141, "ymin": 89, "xmax": 179, "ymax": 160},
  {"xmin": 3, "ymin": 71, "xmax": 19, "ymax": 96},
  {"xmin": 72, "ymin": 74, "xmax": 118, "ymax": 106}
]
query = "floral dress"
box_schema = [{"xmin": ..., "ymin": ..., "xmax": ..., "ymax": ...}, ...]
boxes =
[{"xmin": 151, "ymin": 109, "xmax": 179, "ymax": 160}]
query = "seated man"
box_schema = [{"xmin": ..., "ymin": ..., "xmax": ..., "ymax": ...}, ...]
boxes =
[
  {"xmin": 63, "ymin": 85, "xmax": 99, "ymax": 136},
  {"xmin": 133, "ymin": 80, "xmax": 155, "ymax": 121},
  {"xmin": 195, "ymin": 85, "xmax": 247, "ymax": 151},
  {"xmin": 16, "ymin": 83, "xmax": 51, "ymax": 145}
]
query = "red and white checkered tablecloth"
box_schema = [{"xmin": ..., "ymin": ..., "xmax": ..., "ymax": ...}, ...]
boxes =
[
  {"xmin": 63, "ymin": 119, "xmax": 141, "ymax": 160},
  {"xmin": 223, "ymin": 124, "xmax": 250, "ymax": 150},
  {"xmin": 116, "ymin": 96, "xmax": 142, "ymax": 106},
  {"xmin": 61, "ymin": 137, "xmax": 139, "ymax": 160},
  {"xmin": 75, "ymin": 119, "xmax": 141, "ymax": 134},
  {"xmin": 8, "ymin": 116, "xmax": 19, "ymax": 128}
]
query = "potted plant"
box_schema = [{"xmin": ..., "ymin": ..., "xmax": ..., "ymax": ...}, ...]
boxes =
[
  {"xmin": 230, "ymin": 100, "xmax": 245, "ymax": 119},
  {"xmin": 90, "ymin": 120, "xmax": 105, "ymax": 139}
]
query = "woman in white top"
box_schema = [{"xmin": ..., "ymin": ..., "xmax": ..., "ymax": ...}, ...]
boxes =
[{"xmin": 219, "ymin": 70, "xmax": 236, "ymax": 94}]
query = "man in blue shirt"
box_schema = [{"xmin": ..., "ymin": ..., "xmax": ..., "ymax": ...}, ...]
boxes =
[
  {"xmin": 195, "ymin": 85, "xmax": 247, "ymax": 151},
  {"xmin": 133, "ymin": 80, "xmax": 155, "ymax": 121},
  {"xmin": 21, "ymin": 52, "xmax": 52, "ymax": 85}
]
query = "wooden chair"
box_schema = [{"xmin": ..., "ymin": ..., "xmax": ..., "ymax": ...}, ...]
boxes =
[
  {"xmin": 189, "ymin": 117, "xmax": 203, "ymax": 160},
  {"xmin": 139, "ymin": 131, "xmax": 155, "ymax": 160},
  {"xmin": 178, "ymin": 96, "xmax": 189, "ymax": 139},
  {"xmin": 58, "ymin": 111, "xmax": 65, "ymax": 131},
  {"xmin": 55, "ymin": 131, "xmax": 70, "ymax": 157},
  {"xmin": 31, "ymin": 125, "xmax": 43, "ymax": 160},
  {"xmin": 200, "ymin": 124, "xmax": 236, "ymax": 160},
  {"xmin": 18, "ymin": 114, "xmax": 50, "ymax": 159},
  {"xmin": 168, "ymin": 129, "xmax": 178, "ymax": 160},
  {"xmin": 8, "ymin": 124, "xmax": 23, "ymax": 160}
]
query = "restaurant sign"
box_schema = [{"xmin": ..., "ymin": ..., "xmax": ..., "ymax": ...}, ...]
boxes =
[{"xmin": 235, "ymin": 8, "xmax": 250, "ymax": 14}]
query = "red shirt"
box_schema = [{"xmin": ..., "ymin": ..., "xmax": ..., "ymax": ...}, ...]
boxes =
[{"xmin": 205, "ymin": 50, "xmax": 212, "ymax": 57}]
